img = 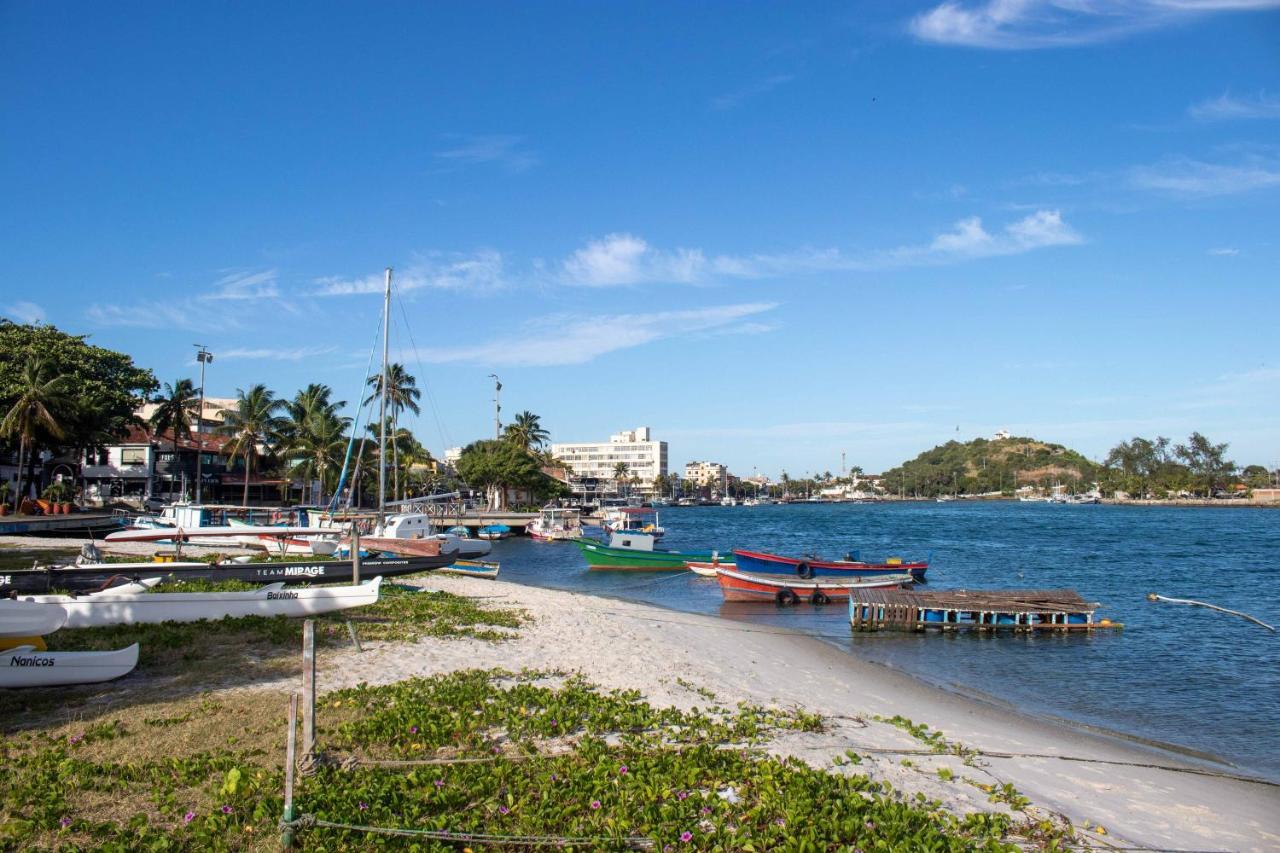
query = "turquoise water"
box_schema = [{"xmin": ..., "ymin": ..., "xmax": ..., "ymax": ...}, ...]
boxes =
[{"xmin": 486, "ymin": 502, "xmax": 1280, "ymax": 780}]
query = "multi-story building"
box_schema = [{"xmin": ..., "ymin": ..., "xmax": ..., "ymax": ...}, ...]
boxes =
[
  {"xmin": 551, "ymin": 427, "xmax": 668, "ymax": 495},
  {"xmin": 684, "ymin": 460, "xmax": 729, "ymax": 494}
]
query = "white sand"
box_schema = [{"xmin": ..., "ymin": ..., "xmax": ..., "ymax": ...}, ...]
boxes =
[{"xmin": 298, "ymin": 576, "xmax": 1279, "ymax": 851}]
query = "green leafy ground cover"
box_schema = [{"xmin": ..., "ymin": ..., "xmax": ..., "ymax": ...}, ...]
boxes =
[{"xmin": 1, "ymin": 669, "xmax": 1022, "ymax": 851}]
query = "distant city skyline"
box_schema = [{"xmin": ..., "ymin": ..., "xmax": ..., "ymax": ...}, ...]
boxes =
[{"xmin": 2, "ymin": 2, "xmax": 1277, "ymax": 475}]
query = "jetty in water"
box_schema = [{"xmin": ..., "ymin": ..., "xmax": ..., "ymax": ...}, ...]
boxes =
[{"xmin": 848, "ymin": 588, "xmax": 1120, "ymax": 633}]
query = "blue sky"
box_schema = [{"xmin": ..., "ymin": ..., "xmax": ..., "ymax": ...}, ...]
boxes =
[{"xmin": 2, "ymin": 1, "xmax": 1278, "ymax": 476}]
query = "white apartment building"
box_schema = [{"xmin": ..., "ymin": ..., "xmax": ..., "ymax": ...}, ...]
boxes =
[
  {"xmin": 684, "ymin": 460, "xmax": 729, "ymax": 493},
  {"xmin": 551, "ymin": 427, "xmax": 668, "ymax": 493}
]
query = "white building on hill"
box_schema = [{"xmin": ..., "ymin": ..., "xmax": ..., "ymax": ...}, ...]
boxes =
[
  {"xmin": 684, "ymin": 460, "xmax": 729, "ymax": 493},
  {"xmin": 551, "ymin": 427, "xmax": 668, "ymax": 493}
]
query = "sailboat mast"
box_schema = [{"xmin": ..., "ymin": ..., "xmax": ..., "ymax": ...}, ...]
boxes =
[{"xmin": 378, "ymin": 267, "xmax": 391, "ymax": 523}]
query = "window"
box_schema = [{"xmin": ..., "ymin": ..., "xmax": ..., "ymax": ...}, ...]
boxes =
[{"xmin": 120, "ymin": 448, "xmax": 147, "ymax": 465}]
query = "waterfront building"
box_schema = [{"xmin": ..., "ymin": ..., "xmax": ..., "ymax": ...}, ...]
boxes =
[
  {"xmin": 684, "ymin": 460, "xmax": 729, "ymax": 494},
  {"xmin": 551, "ymin": 427, "xmax": 668, "ymax": 495}
]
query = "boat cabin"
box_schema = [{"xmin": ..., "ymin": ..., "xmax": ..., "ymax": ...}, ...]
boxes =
[{"xmin": 606, "ymin": 530, "xmax": 657, "ymax": 552}]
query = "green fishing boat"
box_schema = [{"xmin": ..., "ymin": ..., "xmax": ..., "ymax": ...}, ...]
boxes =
[{"xmin": 575, "ymin": 531, "xmax": 728, "ymax": 571}]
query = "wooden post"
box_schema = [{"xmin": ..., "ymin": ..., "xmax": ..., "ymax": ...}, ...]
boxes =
[
  {"xmin": 302, "ymin": 619, "xmax": 316, "ymax": 758},
  {"xmin": 281, "ymin": 692, "xmax": 298, "ymax": 848},
  {"xmin": 351, "ymin": 527, "xmax": 361, "ymax": 584}
]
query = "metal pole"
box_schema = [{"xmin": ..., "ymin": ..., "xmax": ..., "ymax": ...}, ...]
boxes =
[
  {"xmin": 301, "ymin": 619, "xmax": 316, "ymax": 758},
  {"xmin": 488, "ymin": 374, "xmax": 502, "ymax": 439},
  {"xmin": 378, "ymin": 268, "xmax": 391, "ymax": 526},
  {"xmin": 194, "ymin": 346, "xmax": 212, "ymax": 505}
]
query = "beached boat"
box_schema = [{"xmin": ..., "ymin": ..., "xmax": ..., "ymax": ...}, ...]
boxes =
[
  {"xmin": 716, "ymin": 567, "xmax": 914, "ymax": 604},
  {"xmin": 0, "ymin": 554, "xmax": 449, "ymax": 595},
  {"xmin": 437, "ymin": 559, "xmax": 500, "ymax": 579},
  {"xmin": 477, "ymin": 524, "xmax": 511, "ymax": 540},
  {"xmin": 2, "ymin": 643, "xmax": 140, "ymax": 688},
  {"xmin": 14, "ymin": 576, "xmax": 382, "ymax": 628},
  {"xmin": 0, "ymin": 600, "xmax": 68, "ymax": 638},
  {"xmin": 576, "ymin": 531, "xmax": 729, "ymax": 571},
  {"xmin": 732, "ymin": 549, "xmax": 929, "ymax": 581},
  {"xmin": 685, "ymin": 559, "xmax": 735, "ymax": 577},
  {"xmin": 527, "ymin": 507, "xmax": 582, "ymax": 541}
]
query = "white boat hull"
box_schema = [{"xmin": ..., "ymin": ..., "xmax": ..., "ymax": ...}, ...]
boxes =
[
  {"xmin": 2, "ymin": 643, "xmax": 139, "ymax": 688},
  {"xmin": 0, "ymin": 600, "xmax": 68, "ymax": 638},
  {"xmin": 17, "ymin": 577, "xmax": 383, "ymax": 628}
]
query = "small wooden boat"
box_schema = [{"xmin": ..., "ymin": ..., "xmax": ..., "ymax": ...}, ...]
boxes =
[
  {"xmin": 716, "ymin": 567, "xmax": 914, "ymax": 604},
  {"xmin": 527, "ymin": 507, "xmax": 582, "ymax": 541},
  {"xmin": 437, "ymin": 560, "xmax": 500, "ymax": 580},
  {"xmin": 15, "ymin": 576, "xmax": 382, "ymax": 628},
  {"xmin": 477, "ymin": 524, "xmax": 511, "ymax": 541},
  {"xmin": 685, "ymin": 559, "xmax": 735, "ymax": 577},
  {"xmin": 354, "ymin": 536, "xmax": 444, "ymax": 557},
  {"xmin": 0, "ymin": 600, "xmax": 68, "ymax": 638},
  {"xmin": 732, "ymin": 549, "xmax": 929, "ymax": 581},
  {"xmin": 2, "ymin": 643, "xmax": 140, "ymax": 688},
  {"xmin": 576, "ymin": 532, "xmax": 729, "ymax": 571},
  {"xmin": 0, "ymin": 555, "xmax": 451, "ymax": 595}
]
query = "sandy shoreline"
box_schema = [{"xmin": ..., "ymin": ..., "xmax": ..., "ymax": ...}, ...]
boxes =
[{"xmin": 273, "ymin": 575, "xmax": 1278, "ymax": 851}]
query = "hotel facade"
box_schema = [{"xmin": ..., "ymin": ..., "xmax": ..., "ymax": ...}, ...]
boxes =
[{"xmin": 551, "ymin": 427, "xmax": 668, "ymax": 494}]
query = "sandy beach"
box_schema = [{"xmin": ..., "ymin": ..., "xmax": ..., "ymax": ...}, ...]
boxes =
[{"xmin": 273, "ymin": 574, "xmax": 1278, "ymax": 852}]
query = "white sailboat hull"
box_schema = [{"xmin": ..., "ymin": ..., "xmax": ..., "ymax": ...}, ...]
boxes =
[
  {"xmin": 0, "ymin": 600, "xmax": 68, "ymax": 638},
  {"xmin": 17, "ymin": 576, "xmax": 383, "ymax": 628},
  {"xmin": 2, "ymin": 643, "xmax": 140, "ymax": 688}
]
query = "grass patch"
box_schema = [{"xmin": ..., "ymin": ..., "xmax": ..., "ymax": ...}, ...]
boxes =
[{"xmin": 0, "ymin": 670, "xmax": 1023, "ymax": 851}]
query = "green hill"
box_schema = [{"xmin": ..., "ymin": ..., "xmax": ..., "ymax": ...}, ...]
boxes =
[{"xmin": 880, "ymin": 436, "xmax": 1098, "ymax": 498}]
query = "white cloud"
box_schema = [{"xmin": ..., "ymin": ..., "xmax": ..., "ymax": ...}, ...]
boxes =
[
  {"xmin": 1130, "ymin": 156, "xmax": 1280, "ymax": 195},
  {"xmin": 203, "ymin": 269, "xmax": 280, "ymax": 300},
  {"xmin": 711, "ymin": 74, "xmax": 796, "ymax": 110},
  {"xmin": 562, "ymin": 234, "xmax": 708, "ymax": 286},
  {"xmin": 416, "ymin": 302, "xmax": 778, "ymax": 366},
  {"xmin": 434, "ymin": 135, "xmax": 538, "ymax": 173},
  {"xmin": 86, "ymin": 301, "xmax": 198, "ymax": 329},
  {"xmin": 317, "ymin": 251, "xmax": 506, "ymax": 296},
  {"xmin": 1208, "ymin": 247, "xmax": 1240, "ymax": 256},
  {"xmin": 1189, "ymin": 91, "xmax": 1280, "ymax": 121},
  {"xmin": 560, "ymin": 211, "xmax": 1082, "ymax": 286},
  {"xmin": 910, "ymin": 1, "xmax": 1280, "ymax": 49},
  {"xmin": 4, "ymin": 301, "xmax": 45, "ymax": 324},
  {"xmin": 219, "ymin": 346, "xmax": 337, "ymax": 361}
]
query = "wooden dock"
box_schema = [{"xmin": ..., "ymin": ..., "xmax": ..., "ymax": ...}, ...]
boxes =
[{"xmin": 848, "ymin": 588, "xmax": 1120, "ymax": 633}]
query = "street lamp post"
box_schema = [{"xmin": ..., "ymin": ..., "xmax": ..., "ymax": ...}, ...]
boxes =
[
  {"xmin": 194, "ymin": 346, "xmax": 213, "ymax": 504},
  {"xmin": 488, "ymin": 374, "xmax": 502, "ymax": 439}
]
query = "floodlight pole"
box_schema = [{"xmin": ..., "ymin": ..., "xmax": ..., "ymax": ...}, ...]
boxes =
[{"xmin": 194, "ymin": 346, "xmax": 213, "ymax": 504}]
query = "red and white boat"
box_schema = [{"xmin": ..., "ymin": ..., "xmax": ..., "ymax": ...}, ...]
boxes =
[{"xmin": 715, "ymin": 567, "xmax": 913, "ymax": 604}]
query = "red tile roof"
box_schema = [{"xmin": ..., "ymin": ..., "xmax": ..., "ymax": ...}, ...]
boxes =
[{"xmin": 119, "ymin": 425, "xmax": 233, "ymax": 452}]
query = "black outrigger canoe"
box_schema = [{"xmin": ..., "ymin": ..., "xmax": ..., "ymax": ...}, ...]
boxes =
[{"xmin": 0, "ymin": 554, "xmax": 454, "ymax": 595}]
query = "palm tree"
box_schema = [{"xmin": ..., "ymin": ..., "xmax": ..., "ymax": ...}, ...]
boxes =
[
  {"xmin": 217, "ymin": 384, "xmax": 286, "ymax": 506},
  {"xmin": 2, "ymin": 358, "xmax": 71, "ymax": 511},
  {"xmin": 149, "ymin": 378, "xmax": 198, "ymax": 499},
  {"xmin": 365, "ymin": 364, "xmax": 421, "ymax": 501},
  {"xmin": 504, "ymin": 411, "xmax": 551, "ymax": 452},
  {"xmin": 287, "ymin": 411, "xmax": 350, "ymax": 505},
  {"xmin": 612, "ymin": 461, "xmax": 630, "ymax": 497}
]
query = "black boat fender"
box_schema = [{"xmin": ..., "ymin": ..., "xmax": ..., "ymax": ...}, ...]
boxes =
[
  {"xmin": 775, "ymin": 588, "xmax": 798, "ymax": 606},
  {"xmin": 795, "ymin": 561, "xmax": 813, "ymax": 579},
  {"xmin": 811, "ymin": 590, "xmax": 830, "ymax": 606}
]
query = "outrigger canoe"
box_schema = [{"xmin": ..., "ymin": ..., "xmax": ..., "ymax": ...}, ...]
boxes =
[
  {"xmin": 0, "ymin": 555, "xmax": 452, "ymax": 595},
  {"xmin": 732, "ymin": 549, "xmax": 929, "ymax": 581},
  {"xmin": 15, "ymin": 576, "xmax": 382, "ymax": 628},
  {"xmin": 716, "ymin": 567, "xmax": 914, "ymax": 604},
  {"xmin": 2, "ymin": 643, "xmax": 140, "ymax": 688},
  {"xmin": 0, "ymin": 600, "xmax": 68, "ymax": 638}
]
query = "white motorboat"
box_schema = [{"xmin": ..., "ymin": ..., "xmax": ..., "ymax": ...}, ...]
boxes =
[
  {"xmin": 0, "ymin": 600, "xmax": 68, "ymax": 638},
  {"xmin": 15, "ymin": 576, "xmax": 383, "ymax": 628},
  {"xmin": 2, "ymin": 643, "xmax": 140, "ymax": 688}
]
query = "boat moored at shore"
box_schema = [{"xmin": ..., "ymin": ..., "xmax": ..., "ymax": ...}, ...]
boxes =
[{"xmin": 732, "ymin": 549, "xmax": 929, "ymax": 580}]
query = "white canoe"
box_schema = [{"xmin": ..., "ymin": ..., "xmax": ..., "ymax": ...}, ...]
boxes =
[
  {"xmin": 16, "ymin": 576, "xmax": 383, "ymax": 628},
  {"xmin": 105, "ymin": 525, "xmax": 342, "ymax": 544},
  {"xmin": 1, "ymin": 643, "xmax": 139, "ymax": 688},
  {"xmin": 0, "ymin": 600, "xmax": 69, "ymax": 638}
]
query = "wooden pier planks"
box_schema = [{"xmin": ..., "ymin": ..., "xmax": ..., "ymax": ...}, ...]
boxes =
[{"xmin": 848, "ymin": 588, "xmax": 1111, "ymax": 633}]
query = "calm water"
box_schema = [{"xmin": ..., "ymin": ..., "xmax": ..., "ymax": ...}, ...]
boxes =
[{"xmin": 485, "ymin": 502, "xmax": 1280, "ymax": 780}]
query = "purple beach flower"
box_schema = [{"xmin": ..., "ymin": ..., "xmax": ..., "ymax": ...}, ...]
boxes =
[
  {"xmin": 183, "ymin": 811, "xmax": 196, "ymax": 824},
  {"xmin": 434, "ymin": 779, "xmax": 445, "ymax": 789},
  {"xmin": 619, "ymin": 764, "xmax": 628, "ymax": 775},
  {"xmin": 680, "ymin": 831, "xmax": 693, "ymax": 842},
  {"xmin": 221, "ymin": 805, "xmax": 233, "ymax": 815},
  {"xmin": 676, "ymin": 790, "xmax": 689, "ymax": 801},
  {"xmin": 498, "ymin": 805, "xmax": 510, "ymax": 815},
  {"xmin": 359, "ymin": 802, "xmax": 369, "ymax": 811},
  {"xmin": 60, "ymin": 817, "xmax": 72, "ymax": 828},
  {"xmin": 410, "ymin": 725, "xmax": 419, "ymax": 734},
  {"xmin": 700, "ymin": 807, "xmax": 711, "ymax": 816},
  {"xmin": 590, "ymin": 800, "xmax": 602, "ymax": 810}
]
